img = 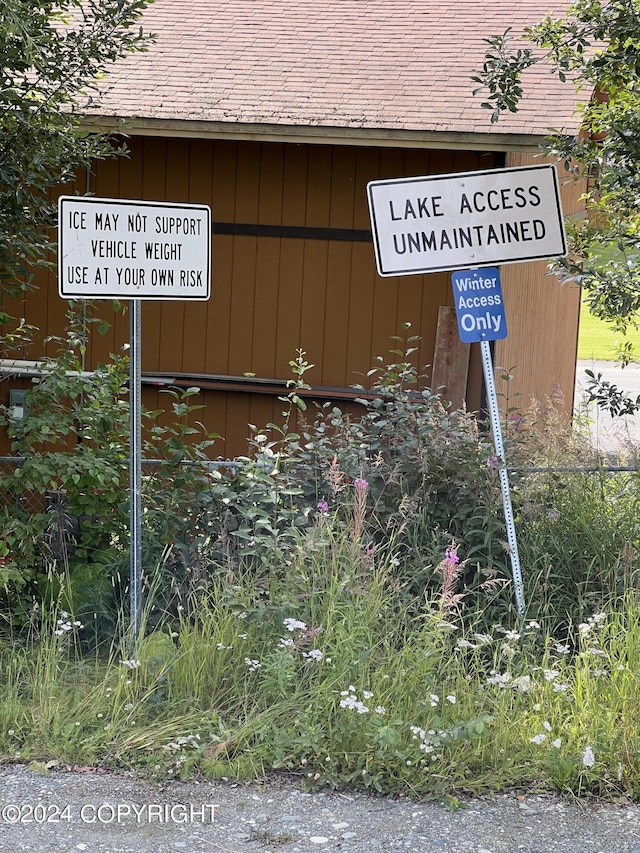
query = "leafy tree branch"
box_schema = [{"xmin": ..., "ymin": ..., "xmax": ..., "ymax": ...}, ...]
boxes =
[
  {"xmin": 473, "ymin": 0, "xmax": 640, "ymax": 412},
  {"xmin": 0, "ymin": 0, "xmax": 153, "ymax": 296}
]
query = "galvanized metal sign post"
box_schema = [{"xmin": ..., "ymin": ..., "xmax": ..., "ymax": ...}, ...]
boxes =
[
  {"xmin": 451, "ymin": 266, "xmax": 524, "ymax": 615},
  {"xmin": 479, "ymin": 331, "xmax": 526, "ymax": 614},
  {"xmin": 367, "ymin": 165, "xmax": 567, "ymax": 616},
  {"xmin": 58, "ymin": 196, "xmax": 211, "ymax": 639},
  {"xmin": 129, "ymin": 299, "xmax": 143, "ymax": 636}
]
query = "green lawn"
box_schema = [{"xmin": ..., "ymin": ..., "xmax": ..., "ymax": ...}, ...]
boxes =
[{"xmin": 577, "ymin": 295, "xmax": 640, "ymax": 361}]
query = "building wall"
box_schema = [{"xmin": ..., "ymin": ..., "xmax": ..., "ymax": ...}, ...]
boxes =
[
  {"xmin": 1, "ymin": 138, "xmax": 582, "ymax": 459},
  {"xmin": 494, "ymin": 151, "xmax": 584, "ymax": 415}
]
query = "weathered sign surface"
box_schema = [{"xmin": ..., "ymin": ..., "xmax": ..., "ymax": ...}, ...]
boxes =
[
  {"xmin": 367, "ymin": 164, "xmax": 566, "ymax": 276},
  {"xmin": 58, "ymin": 197, "xmax": 211, "ymax": 300}
]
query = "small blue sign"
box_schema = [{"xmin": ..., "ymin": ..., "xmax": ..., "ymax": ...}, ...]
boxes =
[{"xmin": 452, "ymin": 267, "xmax": 507, "ymax": 343}]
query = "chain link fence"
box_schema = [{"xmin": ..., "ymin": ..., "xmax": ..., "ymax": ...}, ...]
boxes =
[
  {"xmin": 0, "ymin": 455, "xmax": 244, "ymax": 567},
  {"xmin": 2, "ymin": 452, "xmax": 639, "ymax": 569},
  {"xmin": 0, "ymin": 455, "xmax": 243, "ymax": 512}
]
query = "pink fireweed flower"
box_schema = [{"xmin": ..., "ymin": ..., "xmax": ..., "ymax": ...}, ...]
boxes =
[
  {"xmin": 445, "ymin": 546, "xmax": 459, "ymax": 566},
  {"xmin": 351, "ymin": 477, "xmax": 368, "ymax": 544},
  {"xmin": 438, "ymin": 546, "xmax": 464, "ymax": 611},
  {"xmin": 316, "ymin": 500, "xmax": 329, "ymax": 514}
]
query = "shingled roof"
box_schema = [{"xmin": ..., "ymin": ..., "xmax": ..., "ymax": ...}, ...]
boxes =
[{"xmin": 83, "ymin": 0, "xmax": 583, "ymax": 150}]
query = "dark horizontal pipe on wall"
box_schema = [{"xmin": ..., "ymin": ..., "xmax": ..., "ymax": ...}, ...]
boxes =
[{"xmin": 212, "ymin": 221, "xmax": 373, "ymax": 242}]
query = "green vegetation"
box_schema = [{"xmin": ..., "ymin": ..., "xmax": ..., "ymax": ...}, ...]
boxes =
[
  {"xmin": 0, "ymin": 0, "xmax": 151, "ymax": 295},
  {"xmin": 473, "ymin": 0, "xmax": 640, "ymax": 412},
  {"xmin": 1, "ymin": 328, "xmax": 640, "ymax": 801},
  {"xmin": 578, "ymin": 296, "xmax": 640, "ymax": 362},
  {"xmin": 474, "ymin": 1, "xmax": 640, "ymax": 336}
]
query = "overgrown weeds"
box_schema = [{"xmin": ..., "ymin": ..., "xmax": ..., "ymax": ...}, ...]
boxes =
[{"xmin": 1, "ymin": 323, "xmax": 640, "ymax": 799}]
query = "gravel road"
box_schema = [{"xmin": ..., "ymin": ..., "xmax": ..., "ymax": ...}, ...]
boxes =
[{"xmin": 1, "ymin": 764, "xmax": 640, "ymax": 853}]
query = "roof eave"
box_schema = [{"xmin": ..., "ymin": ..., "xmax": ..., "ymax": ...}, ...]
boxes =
[{"xmin": 80, "ymin": 114, "xmax": 570, "ymax": 153}]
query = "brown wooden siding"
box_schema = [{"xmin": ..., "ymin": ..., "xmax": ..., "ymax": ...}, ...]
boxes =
[
  {"xmin": 7, "ymin": 137, "xmax": 575, "ymax": 460},
  {"xmin": 495, "ymin": 151, "xmax": 584, "ymax": 415}
]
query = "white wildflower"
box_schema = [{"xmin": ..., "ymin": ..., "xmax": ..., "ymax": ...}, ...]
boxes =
[
  {"xmin": 429, "ymin": 694, "xmax": 439, "ymax": 707},
  {"xmin": 586, "ymin": 647, "xmax": 606, "ymax": 658},
  {"xmin": 501, "ymin": 643, "xmax": 517, "ymax": 660},
  {"xmin": 283, "ymin": 617, "xmax": 307, "ymax": 632},
  {"xmin": 531, "ymin": 733, "xmax": 547, "ymax": 744},
  {"xmin": 555, "ymin": 643, "xmax": 570, "ymax": 655},
  {"xmin": 339, "ymin": 686, "xmax": 368, "ymax": 713},
  {"xmin": 543, "ymin": 720, "xmax": 552, "ymax": 732},
  {"xmin": 339, "ymin": 695, "xmax": 369, "ymax": 714},
  {"xmin": 512, "ymin": 675, "xmax": 532, "ymax": 693},
  {"xmin": 446, "ymin": 694, "xmax": 456, "ymax": 704},
  {"xmin": 55, "ymin": 614, "xmax": 81, "ymax": 635},
  {"xmin": 551, "ymin": 739, "xmax": 562, "ymax": 749},
  {"xmin": 244, "ymin": 658, "xmax": 261, "ymax": 671},
  {"xmin": 582, "ymin": 746, "xmax": 595, "ymax": 768},
  {"xmin": 543, "ymin": 669, "xmax": 559, "ymax": 681},
  {"xmin": 374, "ymin": 706, "xmax": 386, "ymax": 715},
  {"xmin": 486, "ymin": 670, "xmax": 511, "ymax": 687},
  {"xmin": 303, "ymin": 649, "xmax": 324, "ymax": 662}
]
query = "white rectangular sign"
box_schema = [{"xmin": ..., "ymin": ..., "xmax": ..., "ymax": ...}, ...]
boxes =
[
  {"xmin": 367, "ymin": 164, "xmax": 566, "ymax": 277},
  {"xmin": 58, "ymin": 196, "xmax": 211, "ymax": 300}
]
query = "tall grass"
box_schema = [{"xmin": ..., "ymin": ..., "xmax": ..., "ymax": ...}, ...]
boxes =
[
  {"xmin": 578, "ymin": 294, "xmax": 640, "ymax": 361},
  {"xmin": 1, "ymin": 348, "xmax": 640, "ymax": 800},
  {"xmin": 2, "ymin": 520, "xmax": 640, "ymax": 800}
]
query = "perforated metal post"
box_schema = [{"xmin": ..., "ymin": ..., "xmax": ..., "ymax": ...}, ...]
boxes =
[
  {"xmin": 129, "ymin": 299, "xmax": 142, "ymax": 640},
  {"xmin": 480, "ymin": 339, "xmax": 525, "ymax": 616}
]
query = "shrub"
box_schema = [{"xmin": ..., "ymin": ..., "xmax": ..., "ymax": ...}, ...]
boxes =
[{"xmin": 0, "ymin": 307, "xmax": 219, "ymax": 633}]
